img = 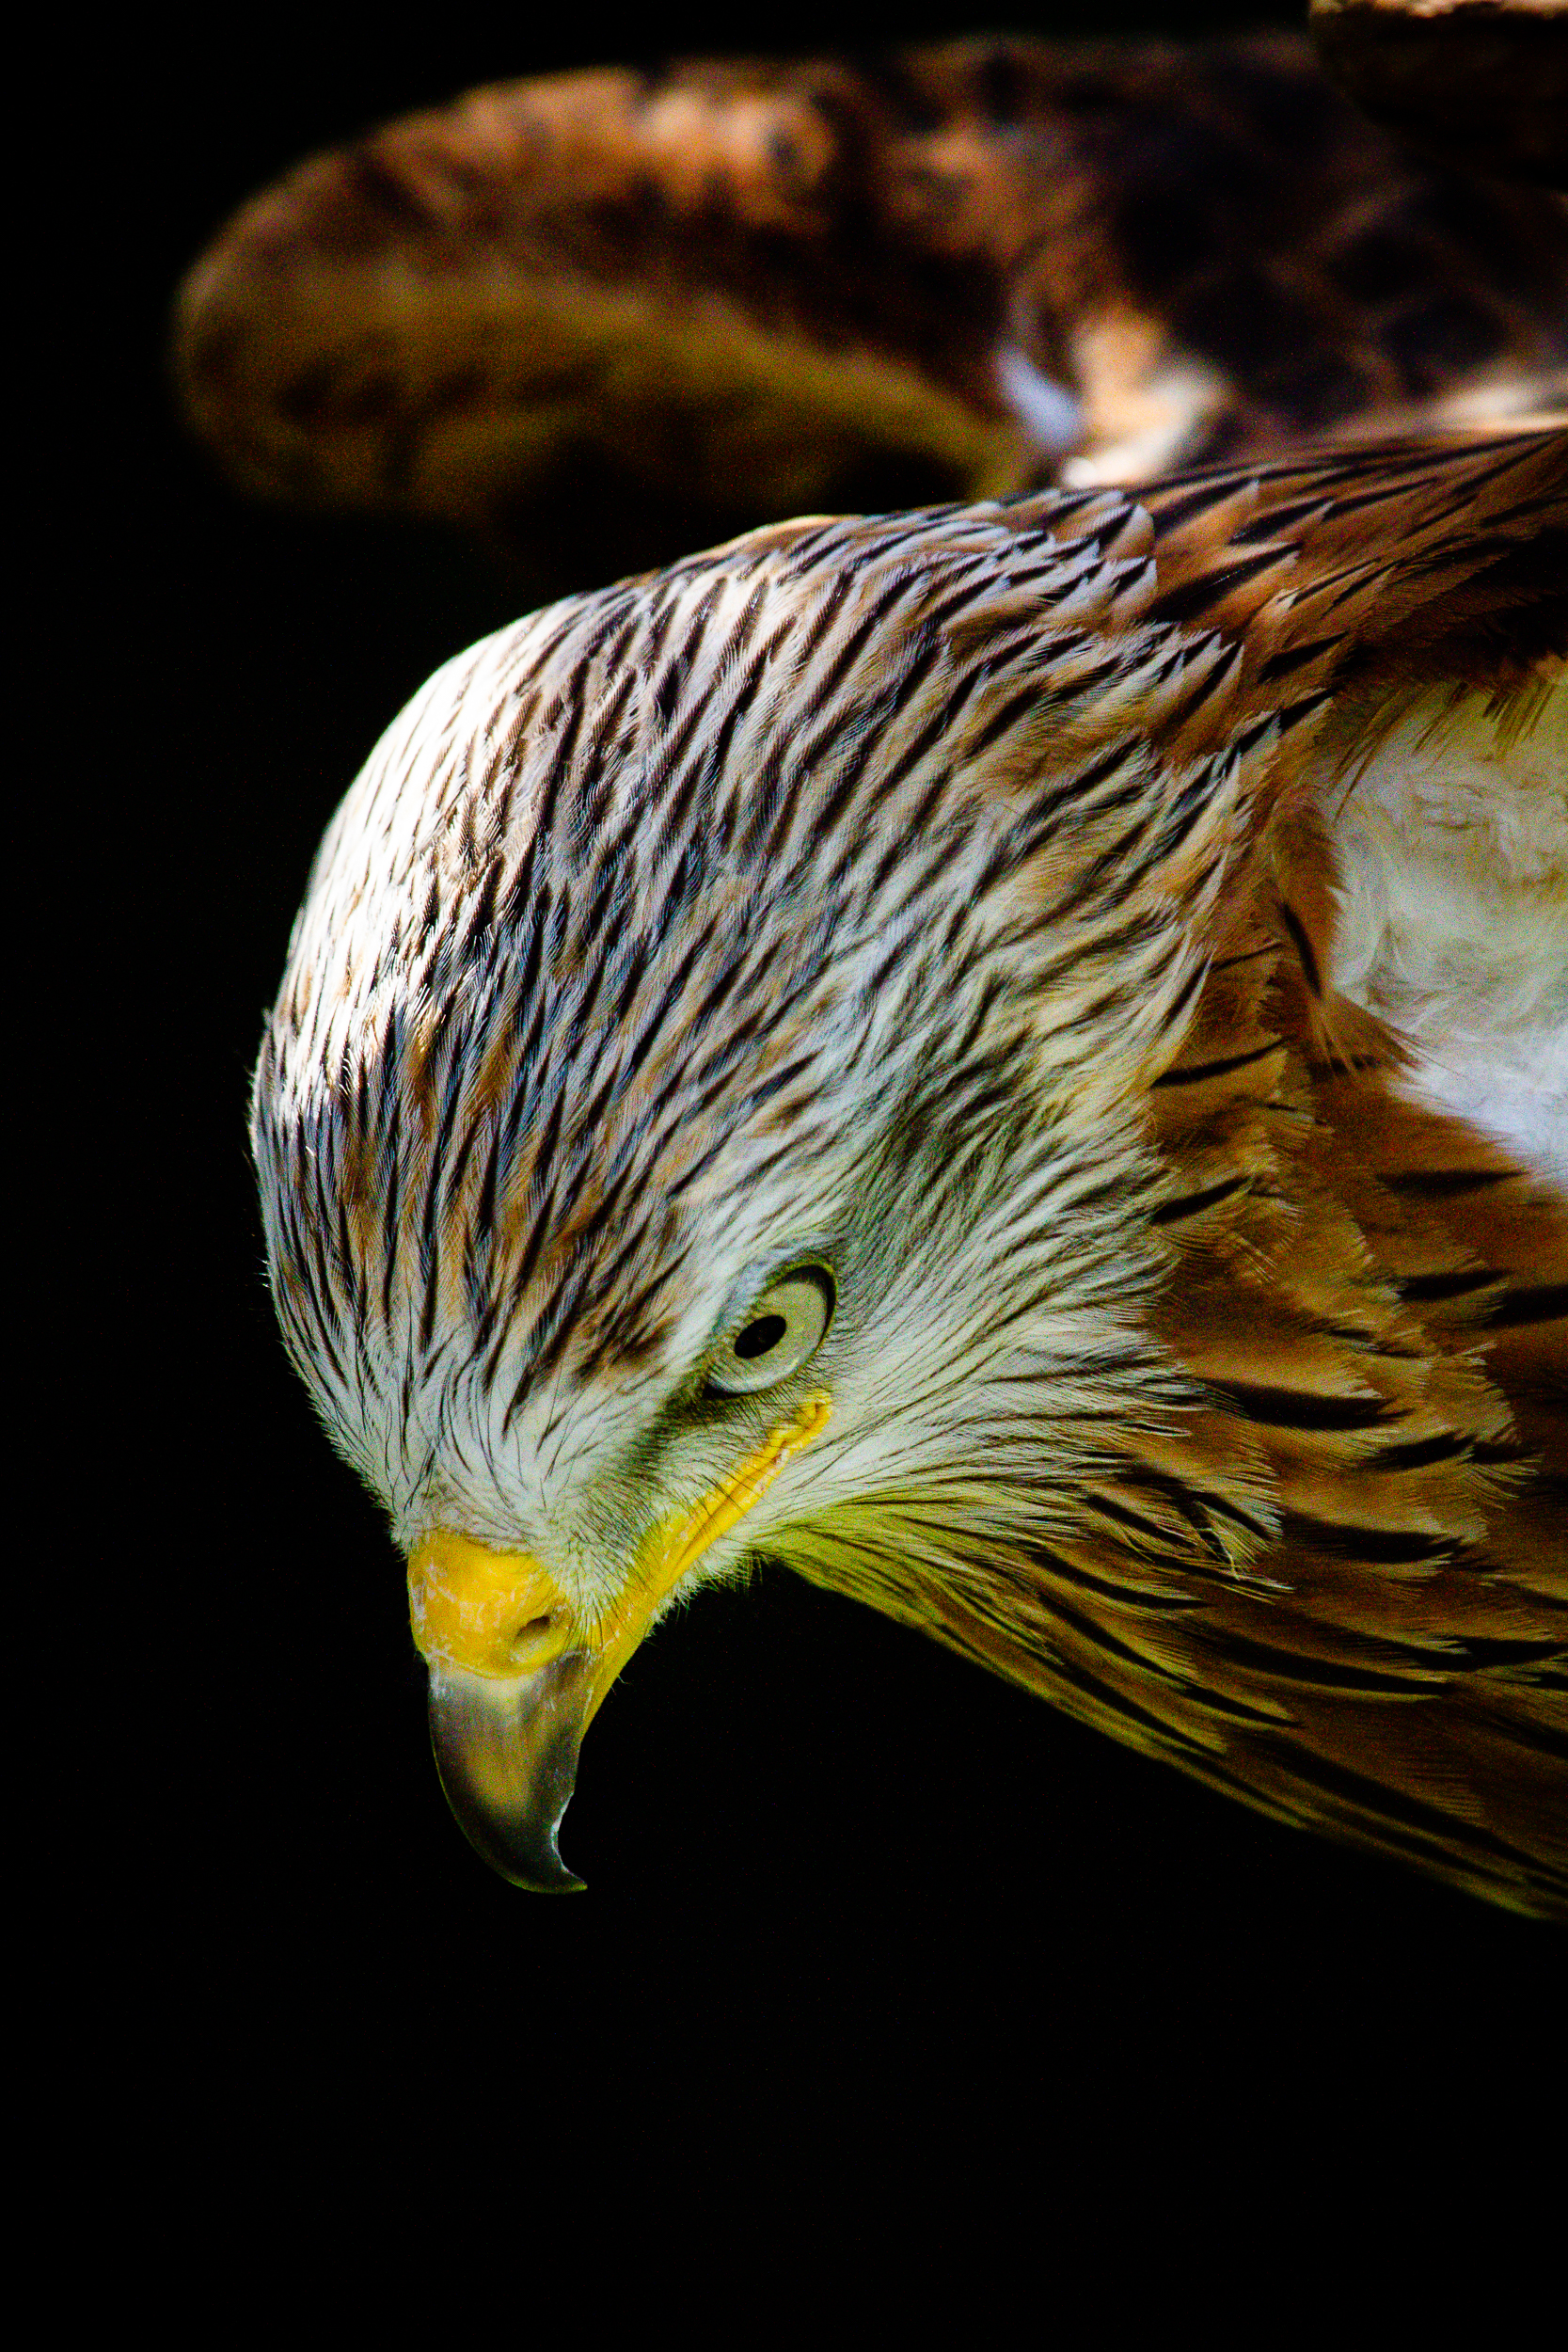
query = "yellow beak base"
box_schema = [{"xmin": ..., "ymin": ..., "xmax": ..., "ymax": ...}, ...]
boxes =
[{"xmin": 404, "ymin": 1391, "xmax": 831, "ymax": 1886}]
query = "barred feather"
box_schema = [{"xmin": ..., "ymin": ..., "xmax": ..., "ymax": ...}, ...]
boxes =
[{"xmin": 253, "ymin": 427, "xmax": 1566, "ymax": 1912}]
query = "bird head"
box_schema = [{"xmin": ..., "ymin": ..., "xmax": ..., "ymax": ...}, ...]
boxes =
[{"xmin": 253, "ymin": 490, "xmax": 1273, "ymax": 1885}]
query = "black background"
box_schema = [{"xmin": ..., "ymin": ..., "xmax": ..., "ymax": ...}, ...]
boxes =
[{"xmin": 71, "ymin": 1, "xmax": 1560, "ymax": 2188}]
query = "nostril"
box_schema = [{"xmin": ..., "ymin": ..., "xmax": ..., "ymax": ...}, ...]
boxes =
[{"xmin": 509, "ymin": 1610, "xmax": 565, "ymax": 1664}]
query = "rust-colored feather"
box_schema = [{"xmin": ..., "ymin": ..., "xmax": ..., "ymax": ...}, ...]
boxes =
[
  {"xmin": 852, "ymin": 434, "xmax": 1567, "ymax": 1915},
  {"xmin": 227, "ymin": 45, "xmax": 1560, "ymax": 1900},
  {"xmin": 175, "ymin": 34, "xmax": 1568, "ymax": 570}
]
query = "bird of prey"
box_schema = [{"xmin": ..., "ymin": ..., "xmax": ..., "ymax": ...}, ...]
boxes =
[{"xmin": 252, "ymin": 428, "xmax": 1567, "ymax": 1912}]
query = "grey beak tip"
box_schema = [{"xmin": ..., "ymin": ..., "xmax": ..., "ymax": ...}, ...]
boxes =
[
  {"xmin": 464, "ymin": 1818, "xmax": 588, "ymax": 1896},
  {"xmin": 500, "ymin": 1846, "xmax": 588, "ymax": 1897},
  {"xmin": 426, "ymin": 1652, "xmax": 595, "ymax": 1894}
]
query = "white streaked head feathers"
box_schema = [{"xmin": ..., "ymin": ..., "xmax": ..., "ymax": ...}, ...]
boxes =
[{"xmin": 253, "ymin": 490, "xmax": 1264, "ymax": 1599}]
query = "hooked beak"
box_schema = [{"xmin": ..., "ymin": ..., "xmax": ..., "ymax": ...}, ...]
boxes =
[
  {"xmin": 406, "ymin": 1393, "xmax": 830, "ymax": 1887},
  {"xmin": 427, "ymin": 1652, "xmax": 594, "ymax": 1891}
]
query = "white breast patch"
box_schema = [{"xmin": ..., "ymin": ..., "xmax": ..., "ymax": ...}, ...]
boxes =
[{"xmin": 1324, "ymin": 677, "xmax": 1568, "ymax": 1189}]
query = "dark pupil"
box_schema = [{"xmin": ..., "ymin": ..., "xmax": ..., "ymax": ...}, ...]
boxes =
[{"xmin": 735, "ymin": 1312, "xmax": 788, "ymax": 1362}]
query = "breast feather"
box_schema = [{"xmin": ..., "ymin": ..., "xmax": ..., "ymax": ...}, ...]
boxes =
[{"xmin": 1323, "ymin": 677, "xmax": 1568, "ymax": 1188}]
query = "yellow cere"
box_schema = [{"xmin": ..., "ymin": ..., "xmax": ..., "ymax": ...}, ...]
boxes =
[
  {"xmin": 405, "ymin": 1391, "xmax": 832, "ymax": 1692},
  {"xmin": 405, "ymin": 1534, "xmax": 571, "ymax": 1677}
]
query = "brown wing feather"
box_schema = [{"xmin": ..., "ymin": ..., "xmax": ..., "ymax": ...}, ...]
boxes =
[
  {"xmin": 1126, "ymin": 436, "xmax": 1564, "ymax": 1912},
  {"xmin": 220, "ymin": 66, "xmax": 1565, "ymax": 1915},
  {"xmin": 174, "ymin": 36, "xmax": 1568, "ymax": 570},
  {"xmin": 861, "ymin": 435, "xmax": 1566, "ymax": 1915}
]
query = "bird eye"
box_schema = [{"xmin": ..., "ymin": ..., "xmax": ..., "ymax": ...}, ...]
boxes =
[{"xmin": 706, "ymin": 1267, "xmax": 835, "ymax": 1396}]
